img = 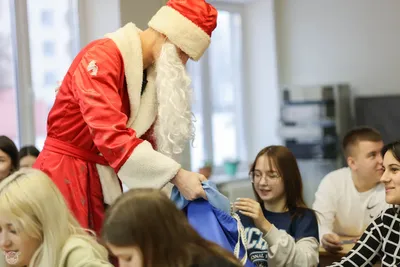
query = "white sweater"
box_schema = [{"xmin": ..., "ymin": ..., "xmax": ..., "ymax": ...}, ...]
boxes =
[{"xmin": 312, "ymin": 167, "xmax": 388, "ymax": 241}]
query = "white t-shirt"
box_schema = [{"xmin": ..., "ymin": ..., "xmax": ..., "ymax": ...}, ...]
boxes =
[{"xmin": 312, "ymin": 167, "xmax": 388, "ymax": 240}]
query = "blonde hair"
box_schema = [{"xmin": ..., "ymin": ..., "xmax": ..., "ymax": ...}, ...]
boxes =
[{"xmin": 0, "ymin": 169, "xmax": 103, "ymax": 267}]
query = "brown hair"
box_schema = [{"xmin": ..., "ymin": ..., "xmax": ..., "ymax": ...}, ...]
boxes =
[
  {"xmin": 381, "ymin": 141, "xmax": 400, "ymax": 161},
  {"xmin": 381, "ymin": 141, "xmax": 400, "ymax": 212},
  {"xmin": 342, "ymin": 126, "xmax": 382, "ymax": 157},
  {"xmin": 102, "ymin": 189, "xmax": 242, "ymax": 267},
  {"xmin": 0, "ymin": 135, "xmax": 19, "ymax": 173},
  {"xmin": 249, "ymin": 146, "xmax": 311, "ymax": 218},
  {"xmin": 19, "ymin": 145, "xmax": 40, "ymax": 159}
]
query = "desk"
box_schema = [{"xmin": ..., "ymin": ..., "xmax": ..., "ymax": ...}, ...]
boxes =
[
  {"xmin": 319, "ymin": 236, "xmax": 380, "ymax": 266},
  {"xmin": 319, "ymin": 241, "xmax": 354, "ymax": 266}
]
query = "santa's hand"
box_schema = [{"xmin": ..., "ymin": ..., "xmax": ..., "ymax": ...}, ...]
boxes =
[
  {"xmin": 55, "ymin": 80, "xmax": 62, "ymax": 94},
  {"xmin": 171, "ymin": 169, "xmax": 207, "ymax": 200}
]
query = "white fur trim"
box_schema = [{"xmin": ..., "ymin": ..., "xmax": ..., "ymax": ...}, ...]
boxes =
[
  {"xmin": 105, "ymin": 23, "xmax": 158, "ymax": 136},
  {"xmin": 118, "ymin": 141, "xmax": 181, "ymax": 189},
  {"xmin": 148, "ymin": 6, "xmax": 211, "ymax": 61},
  {"xmin": 96, "ymin": 24, "xmax": 178, "ymax": 203},
  {"xmin": 96, "ymin": 24, "xmax": 160, "ymax": 204},
  {"xmin": 130, "ymin": 66, "xmax": 157, "ymax": 137},
  {"xmin": 104, "ymin": 23, "xmax": 141, "ymax": 127},
  {"xmin": 96, "ymin": 164, "xmax": 121, "ymax": 205},
  {"xmin": 161, "ymin": 182, "xmax": 174, "ymax": 197}
]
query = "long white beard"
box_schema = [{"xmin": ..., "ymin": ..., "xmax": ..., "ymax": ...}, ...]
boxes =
[{"xmin": 154, "ymin": 42, "xmax": 195, "ymax": 157}]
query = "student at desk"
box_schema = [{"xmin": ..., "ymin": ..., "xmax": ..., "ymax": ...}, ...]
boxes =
[
  {"xmin": 235, "ymin": 146, "xmax": 319, "ymax": 267},
  {"xmin": 313, "ymin": 127, "xmax": 388, "ymax": 254},
  {"xmin": 329, "ymin": 141, "xmax": 400, "ymax": 266}
]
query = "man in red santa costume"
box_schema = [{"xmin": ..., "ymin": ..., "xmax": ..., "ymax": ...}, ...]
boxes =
[{"xmin": 33, "ymin": 0, "xmax": 218, "ymax": 235}]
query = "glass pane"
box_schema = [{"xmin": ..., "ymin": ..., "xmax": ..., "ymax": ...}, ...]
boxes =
[
  {"xmin": 187, "ymin": 61, "xmax": 205, "ymax": 172},
  {"xmin": 209, "ymin": 11, "xmax": 234, "ymax": 110},
  {"xmin": 27, "ymin": 0, "xmax": 79, "ymax": 149},
  {"xmin": 0, "ymin": 0, "xmax": 19, "ymax": 146},
  {"xmin": 208, "ymin": 11, "xmax": 242, "ymax": 166}
]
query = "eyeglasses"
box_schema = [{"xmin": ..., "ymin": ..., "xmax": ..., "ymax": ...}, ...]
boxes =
[{"xmin": 249, "ymin": 171, "xmax": 281, "ymax": 184}]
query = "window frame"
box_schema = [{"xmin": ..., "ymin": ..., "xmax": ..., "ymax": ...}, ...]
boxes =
[
  {"xmin": 9, "ymin": 0, "xmax": 80, "ymax": 147},
  {"xmin": 10, "ymin": 0, "xmax": 36, "ymax": 146},
  {"xmin": 189, "ymin": 3, "xmax": 249, "ymax": 174}
]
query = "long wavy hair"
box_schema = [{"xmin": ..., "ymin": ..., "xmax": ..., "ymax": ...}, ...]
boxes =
[
  {"xmin": 154, "ymin": 40, "xmax": 195, "ymax": 157},
  {"xmin": 102, "ymin": 188, "xmax": 242, "ymax": 267},
  {"xmin": 0, "ymin": 169, "xmax": 108, "ymax": 267}
]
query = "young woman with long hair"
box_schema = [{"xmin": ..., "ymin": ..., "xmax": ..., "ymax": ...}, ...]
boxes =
[
  {"xmin": 102, "ymin": 188, "xmax": 243, "ymax": 267},
  {"xmin": 329, "ymin": 141, "xmax": 400, "ymax": 266},
  {"xmin": 234, "ymin": 145, "xmax": 319, "ymax": 267}
]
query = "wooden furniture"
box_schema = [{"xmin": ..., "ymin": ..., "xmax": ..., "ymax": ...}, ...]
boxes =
[{"xmin": 319, "ymin": 241, "xmax": 354, "ymax": 266}]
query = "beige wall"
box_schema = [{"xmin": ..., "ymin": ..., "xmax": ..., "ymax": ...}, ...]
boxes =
[
  {"xmin": 78, "ymin": 0, "xmax": 121, "ymax": 46},
  {"xmin": 243, "ymin": 0, "xmax": 282, "ymax": 158},
  {"xmin": 78, "ymin": 0, "xmax": 167, "ymax": 47},
  {"xmin": 276, "ymin": 0, "xmax": 400, "ymax": 96},
  {"xmin": 120, "ymin": 0, "xmax": 167, "ymax": 29}
]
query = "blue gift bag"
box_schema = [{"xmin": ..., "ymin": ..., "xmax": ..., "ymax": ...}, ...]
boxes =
[
  {"xmin": 171, "ymin": 180, "xmax": 231, "ymax": 214},
  {"xmin": 171, "ymin": 182, "xmax": 254, "ymax": 267}
]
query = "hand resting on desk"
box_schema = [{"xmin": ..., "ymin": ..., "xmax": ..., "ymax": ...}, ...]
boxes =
[{"xmin": 322, "ymin": 233, "xmax": 344, "ymax": 253}]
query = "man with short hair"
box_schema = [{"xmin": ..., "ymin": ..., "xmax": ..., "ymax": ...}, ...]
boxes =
[{"xmin": 312, "ymin": 127, "xmax": 388, "ymax": 253}]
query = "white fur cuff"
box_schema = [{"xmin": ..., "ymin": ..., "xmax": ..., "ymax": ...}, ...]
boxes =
[
  {"xmin": 96, "ymin": 164, "xmax": 122, "ymax": 205},
  {"xmin": 118, "ymin": 141, "xmax": 181, "ymax": 189}
]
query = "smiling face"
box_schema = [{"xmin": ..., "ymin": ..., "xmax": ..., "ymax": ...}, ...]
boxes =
[
  {"xmin": 380, "ymin": 150, "xmax": 400, "ymax": 205},
  {"xmin": 348, "ymin": 140, "xmax": 384, "ymax": 182},
  {"xmin": 252, "ymin": 155, "xmax": 285, "ymax": 204},
  {"xmin": 0, "ymin": 216, "xmax": 41, "ymax": 267},
  {"xmin": 107, "ymin": 243, "xmax": 143, "ymax": 267}
]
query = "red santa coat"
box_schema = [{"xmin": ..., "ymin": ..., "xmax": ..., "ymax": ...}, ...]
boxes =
[{"xmin": 33, "ymin": 23, "xmax": 181, "ymax": 234}]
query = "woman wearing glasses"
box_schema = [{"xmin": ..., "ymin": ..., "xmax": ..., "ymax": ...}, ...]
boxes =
[
  {"xmin": 234, "ymin": 146, "xmax": 319, "ymax": 267},
  {"xmin": 329, "ymin": 141, "xmax": 400, "ymax": 266}
]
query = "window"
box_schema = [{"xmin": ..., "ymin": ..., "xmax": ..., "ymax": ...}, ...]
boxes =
[
  {"xmin": 27, "ymin": 0, "xmax": 79, "ymax": 149},
  {"xmin": 41, "ymin": 10, "xmax": 54, "ymax": 26},
  {"xmin": 187, "ymin": 61, "xmax": 205, "ymax": 172},
  {"xmin": 188, "ymin": 9, "xmax": 246, "ymax": 173},
  {"xmin": 0, "ymin": 0, "xmax": 19, "ymax": 146},
  {"xmin": 43, "ymin": 41, "xmax": 55, "ymax": 57}
]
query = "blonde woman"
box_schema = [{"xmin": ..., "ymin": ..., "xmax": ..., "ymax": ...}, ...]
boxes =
[{"xmin": 0, "ymin": 169, "xmax": 112, "ymax": 267}]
